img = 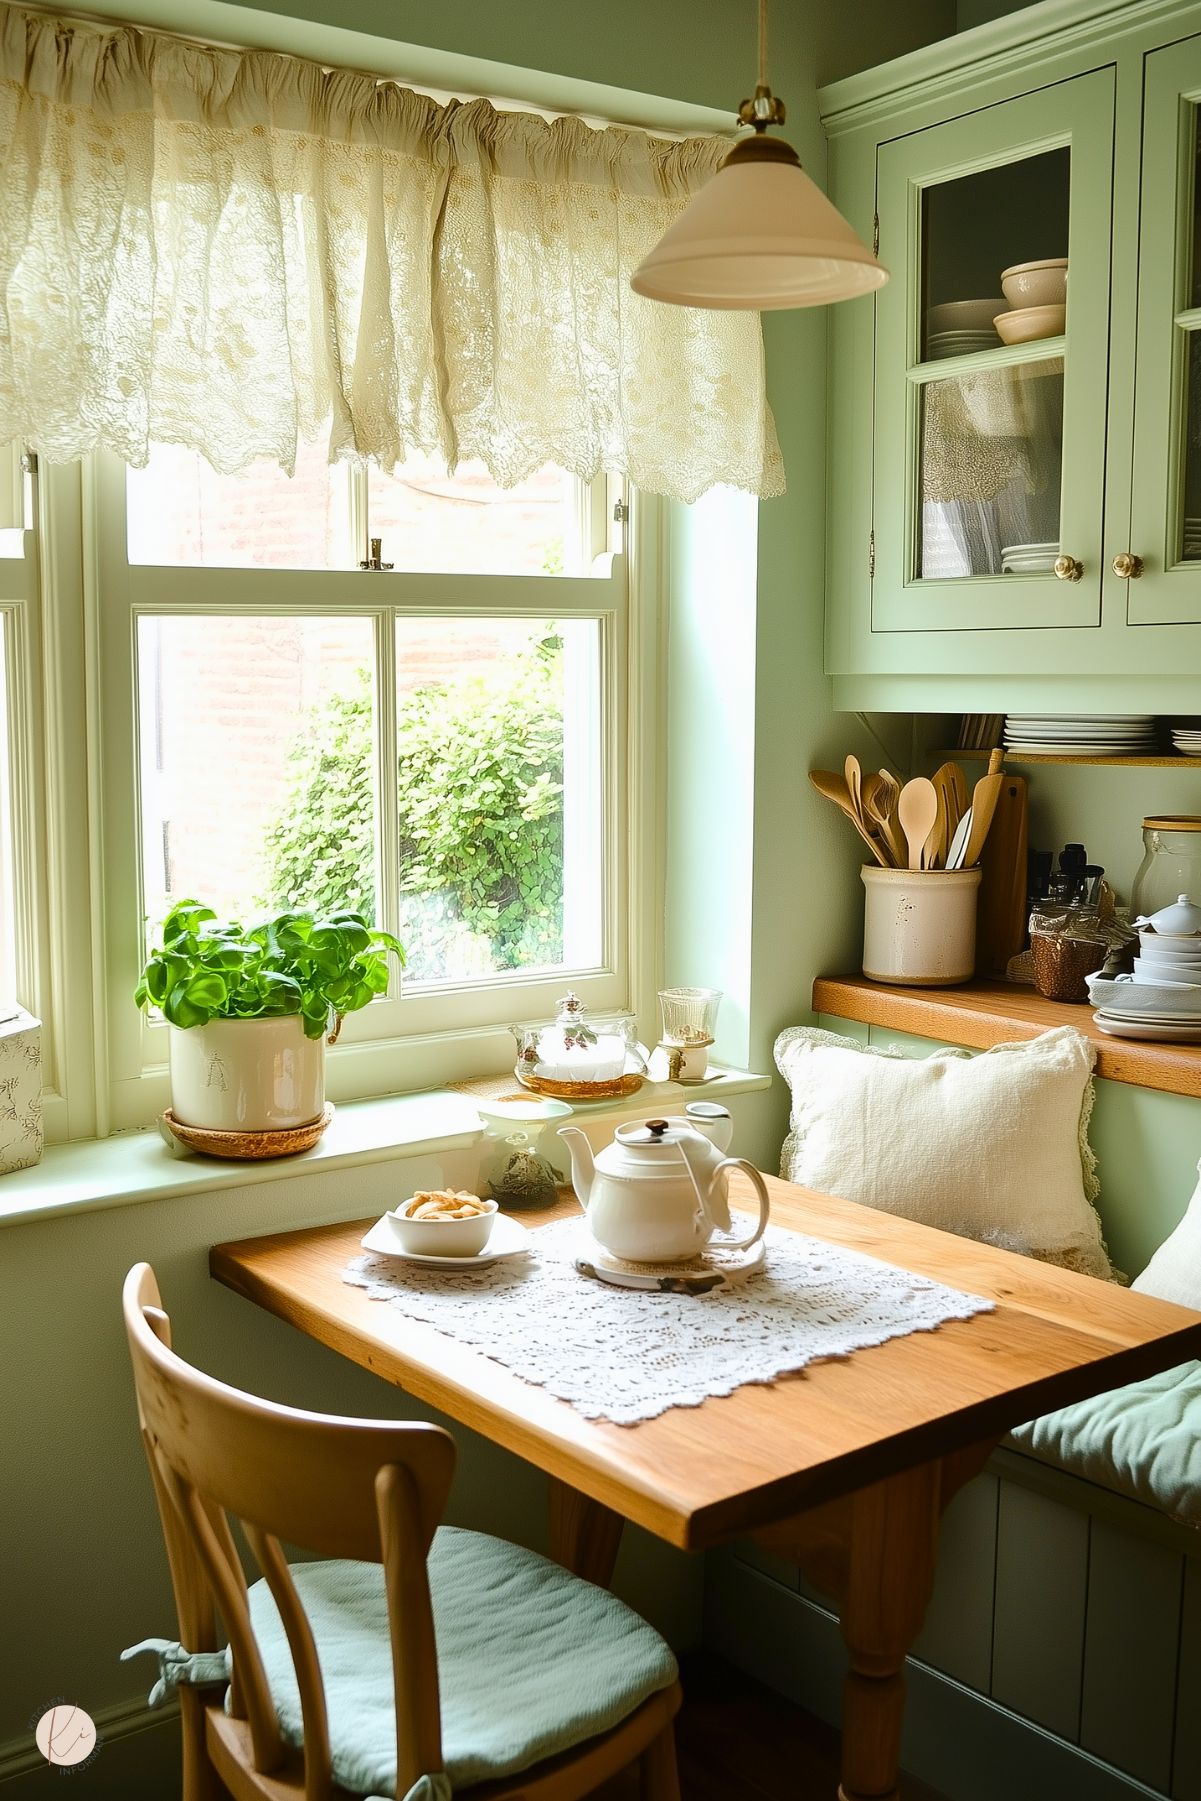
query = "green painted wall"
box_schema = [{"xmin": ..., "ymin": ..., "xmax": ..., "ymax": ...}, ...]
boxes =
[
  {"xmin": 227, "ymin": 0, "xmax": 957, "ymax": 91},
  {"xmin": 957, "ymin": 0, "xmax": 1036, "ymax": 28},
  {"xmin": 0, "ymin": 2, "xmax": 954, "ymax": 1794}
]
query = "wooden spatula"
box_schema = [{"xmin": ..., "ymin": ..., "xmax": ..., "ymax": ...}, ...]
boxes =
[
  {"xmin": 863, "ymin": 773, "xmax": 906, "ymax": 867},
  {"xmin": 963, "ymin": 750, "xmax": 1006, "ymax": 867},
  {"xmin": 808, "ymin": 770, "xmax": 891, "ymax": 867}
]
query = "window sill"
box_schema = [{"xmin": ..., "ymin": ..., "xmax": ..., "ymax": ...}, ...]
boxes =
[{"xmin": 0, "ymin": 1066, "xmax": 772, "ymax": 1230}]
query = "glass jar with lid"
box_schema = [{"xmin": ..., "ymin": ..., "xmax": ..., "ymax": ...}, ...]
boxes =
[
  {"xmin": 509, "ymin": 992, "xmax": 647, "ymax": 1102},
  {"xmin": 1130, "ymin": 817, "xmax": 1201, "ymax": 918}
]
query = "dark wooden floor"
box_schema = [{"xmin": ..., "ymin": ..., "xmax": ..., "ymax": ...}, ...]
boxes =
[{"xmin": 596, "ymin": 1656, "xmax": 949, "ymax": 1801}]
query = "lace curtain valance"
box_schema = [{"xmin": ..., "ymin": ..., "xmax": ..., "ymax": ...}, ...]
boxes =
[{"xmin": 0, "ymin": 7, "xmax": 783, "ymax": 501}]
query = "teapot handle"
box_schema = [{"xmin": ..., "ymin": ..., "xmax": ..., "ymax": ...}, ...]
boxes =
[{"xmin": 707, "ymin": 1159, "xmax": 770, "ymax": 1252}]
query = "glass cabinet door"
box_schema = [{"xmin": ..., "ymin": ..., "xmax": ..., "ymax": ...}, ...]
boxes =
[
  {"xmin": 872, "ymin": 69, "xmax": 1115, "ymax": 633},
  {"xmin": 1128, "ymin": 35, "xmax": 1201, "ymax": 625}
]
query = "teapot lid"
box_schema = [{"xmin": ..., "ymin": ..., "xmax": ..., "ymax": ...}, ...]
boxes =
[
  {"xmin": 614, "ymin": 1118, "xmax": 691, "ymax": 1149},
  {"xmin": 1134, "ymin": 893, "xmax": 1201, "ymax": 936}
]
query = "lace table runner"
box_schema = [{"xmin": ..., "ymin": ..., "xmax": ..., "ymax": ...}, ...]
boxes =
[{"xmin": 343, "ymin": 1219, "xmax": 995, "ymax": 1426}]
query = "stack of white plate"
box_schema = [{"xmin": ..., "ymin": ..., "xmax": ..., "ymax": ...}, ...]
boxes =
[
  {"xmin": 1000, "ymin": 541, "xmax": 1058, "ymax": 574},
  {"xmin": 1003, "ymin": 714, "xmax": 1159, "ymax": 756},
  {"xmin": 1183, "ymin": 518, "xmax": 1201, "ymax": 560},
  {"xmin": 1093, "ymin": 1009, "xmax": 1201, "ymax": 1042},
  {"xmin": 1088, "ymin": 971, "xmax": 1201, "ymax": 1041},
  {"xmin": 1171, "ymin": 717, "xmax": 1201, "ymax": 756},
  {"xmin": 925, "ymin": 299, "xmax": 1003, "ymax": 362},
  {"xmin": 927, "ymin": 329, "xmax": 1000, "ymax": 361}
]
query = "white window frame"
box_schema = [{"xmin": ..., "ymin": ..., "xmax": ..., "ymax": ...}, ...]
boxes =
[{"xmin": 78, "ymin": 453, "xmax": 662, "ymax": 1134}]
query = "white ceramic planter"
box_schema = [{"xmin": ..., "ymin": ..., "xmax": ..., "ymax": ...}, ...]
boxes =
[
  {"xmin": 167, "ymin": 1016, "xmax": 326, "ymax": 1132},
  {"xmin": 861, "ymin": 865, "xmax": 983, "ymax": 987}
]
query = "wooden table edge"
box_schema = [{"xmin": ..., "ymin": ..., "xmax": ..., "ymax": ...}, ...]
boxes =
[{"xmin": 208, "ymin": 1225, "xmax": 1201, "ymax": 1554}]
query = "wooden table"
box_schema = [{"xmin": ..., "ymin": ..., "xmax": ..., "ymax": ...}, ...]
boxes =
[{"xmin": 211, "ymin": 1178, "xmax": 1201, "ymax": 1801}]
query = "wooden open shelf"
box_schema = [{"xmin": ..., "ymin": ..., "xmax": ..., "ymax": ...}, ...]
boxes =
[
  {"xmin": 951, "ymin": 748, "xmax": 1200, "ymax": 767},
  {"xmin": 812, "ymin": 974, "xmax": 1201, "ymax": 1100}
]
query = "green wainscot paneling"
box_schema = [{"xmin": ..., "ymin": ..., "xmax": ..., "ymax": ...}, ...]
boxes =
[{"xmin": 817, "ymin": 1015, "xmax": 1201, "ymax": 1276}]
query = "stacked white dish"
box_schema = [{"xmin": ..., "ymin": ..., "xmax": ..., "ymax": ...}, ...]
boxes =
[
  {"xmin": 928, "ymin": 330, "xmax": 999, "ymax": 360},
  {"xmin": 1000, "ymin": 541, "xmax": 1058, "ymax": 575},
  {"xmin": 1090, "ymin": 894, "xmax": 1201, "ymax": 1039},
  {"xmin": 1171, "ymin": 717, "xmax": 1201, "ymax": 756},
  {"xmin": 1183, "ymin": 518, "xmax": 1201, "ymax": 560},
  {"xmin": 925, "ymin": 299, "xmax": 1003, "ymax": 362},
  {"xmin": 1003, "ymin": 714, "xmax": 1159, "ymax": 756}
]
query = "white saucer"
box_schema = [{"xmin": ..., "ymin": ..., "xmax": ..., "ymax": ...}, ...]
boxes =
[
  {"xmin": 360, "ymin": 1210, "xmax": 534, "ymax": 1266},
  {"xmin": 1094, "ymin": 1012, "xmax": 1201, "ymax": 1042},
  {"xmin": 573, "ymin": 1233, "xmax": 767, "ymax": 1293}
]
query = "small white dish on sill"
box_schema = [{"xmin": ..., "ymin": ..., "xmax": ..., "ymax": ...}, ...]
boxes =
[
  {"xmin": 994, "ymin": 303, "xmax": 1066, "ymax": 345},
  {"xmin": 360, "ymin": 1205, "xmax": 534, "ymax": 1267},
  {"xmin": 1000, "ymin": 258, "xmax": 1068, "ymax": 309}
]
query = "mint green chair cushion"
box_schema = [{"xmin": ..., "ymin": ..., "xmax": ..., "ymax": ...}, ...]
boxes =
[
  {"xmin": 246, "ymin": 1525, "xmax": 678, "ymax": 1796},
  {"xmin": 1008, "ymin": 1360, "xmax": 1201, "ymax": 1527}
]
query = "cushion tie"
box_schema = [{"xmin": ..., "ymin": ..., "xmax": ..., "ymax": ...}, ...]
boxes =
[
  {"xmin": 120, "ymin": 1639, "xmax": 451, "ymax": 1801},
  {"xmin": 120, "ymin": 1638, "xmax": 230, "ymax": 1707}
]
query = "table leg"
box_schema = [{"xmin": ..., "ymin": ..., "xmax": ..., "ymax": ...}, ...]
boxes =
[
  {"xmin": 751, "ymin": 1442, "xmax": 997, "ymax": 1801},
  {"xmin": 836, "ymin": 1463, "xmax": 941, "ymax": 1801},
  {"xmin": 548, "ymin": 1477, "xmax": 624, "ymax": 1587}
]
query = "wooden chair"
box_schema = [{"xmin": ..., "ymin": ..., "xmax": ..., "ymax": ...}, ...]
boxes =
[{"xmin": 122, "ymin": 1263, "xmax": 682, "ymax": 1801}]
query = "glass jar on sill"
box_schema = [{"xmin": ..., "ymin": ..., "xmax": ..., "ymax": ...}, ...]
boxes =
[
  {"xmin": 476, "ymin": 1097, "xmax": 571, "ymax": 1211},
  {"xmin": 1130, "ymin": 817, "xmax": 1201, "ymax": 919}
]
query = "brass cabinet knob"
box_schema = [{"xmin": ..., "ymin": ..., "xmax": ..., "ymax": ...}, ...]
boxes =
[
  {"xmin": 1053, "ymin": 554, "xmax": 1084, "ymax": 582},
  {"xmin": 1112, "ymin": 551, "xmax": 1145, "ymax": 579}
]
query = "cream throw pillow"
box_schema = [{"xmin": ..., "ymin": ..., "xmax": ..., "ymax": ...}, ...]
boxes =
[
  {"xmin": 774, "ymin": 1024, "xmax": 1113, "ymax": 1281},
  {"xmin": 1132, "ymin": 1168, "xmax": 1201, "ymax": 1306}
]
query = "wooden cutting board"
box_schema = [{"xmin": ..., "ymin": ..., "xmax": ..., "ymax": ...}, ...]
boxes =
[{"xmin": 976, "ymin": 770, "xmax": 1029, "ymax": 976}]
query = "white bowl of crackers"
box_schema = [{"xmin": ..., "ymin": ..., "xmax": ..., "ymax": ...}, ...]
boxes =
[{"xmin": 387, "ymin": 1189, "xmax": 499, "ymax": 1258}]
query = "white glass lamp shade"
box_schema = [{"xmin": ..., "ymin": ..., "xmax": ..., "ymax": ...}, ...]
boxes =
[{"xmin": 631, "ymin": 137, "xmax": 888, "ymax": 310}]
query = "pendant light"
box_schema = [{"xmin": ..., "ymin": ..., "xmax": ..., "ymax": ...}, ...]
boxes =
[{"xmin": 631, "ymin": 0, "xmax": 888, "ymax": 310}]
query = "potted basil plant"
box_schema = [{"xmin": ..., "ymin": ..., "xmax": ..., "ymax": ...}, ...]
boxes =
[{"xmin": 135, "ymin": 901, "xmax": 405, "ymax": 1134}]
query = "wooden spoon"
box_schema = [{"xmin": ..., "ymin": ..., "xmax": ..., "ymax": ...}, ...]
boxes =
[
  {"xmin": 897, "ymin": 777, "xmax": 939, "ymax": 872},
  {"xmin": 808, "ymin": 769, "xmax": 890, "ymax": 867}
]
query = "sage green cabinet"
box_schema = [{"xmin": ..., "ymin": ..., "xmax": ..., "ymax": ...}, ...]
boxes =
[
  {"xmin": 1129, "ymin": 34, "xmax": 1201, "ymax": 626},
  {"xmin": 821, "ymin": 1, "xmax": 1201, "ymax": 706},
  {"xmin": 873, "ymin": 71, "xmax": 1113, "ymax": 635}
]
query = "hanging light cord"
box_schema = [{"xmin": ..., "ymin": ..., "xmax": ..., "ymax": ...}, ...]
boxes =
[{"xmin": 739, "ymin": 0, "xmax": 786, "ymax": 129}]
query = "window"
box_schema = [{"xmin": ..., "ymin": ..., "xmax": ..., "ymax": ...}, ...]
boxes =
[{"xmin": 93, "ymin": 448, "xmax": 638, "ymax": 1130}]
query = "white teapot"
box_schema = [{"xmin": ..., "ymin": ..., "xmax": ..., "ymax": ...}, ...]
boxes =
[{"xmin": 558, "ymin": 1108, "xmax": 770, "ymax": 1264}]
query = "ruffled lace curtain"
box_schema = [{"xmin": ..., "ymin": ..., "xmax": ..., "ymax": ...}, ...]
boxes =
[{"xmin": 0, "ymin": 7, "xmax": 783, "ymax": 501}]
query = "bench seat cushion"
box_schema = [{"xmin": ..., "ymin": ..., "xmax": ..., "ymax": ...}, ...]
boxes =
[
  {"xmin": 246, "ymin": 1525, "xmax": 677, "ymax": 1796},
  {"xmin": 1008, "ymin": 1361, "xmax": 1201, "ymax": 1527}
]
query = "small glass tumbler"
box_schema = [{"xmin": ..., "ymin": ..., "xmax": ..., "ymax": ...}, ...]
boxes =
[{"xmin": 657, "ymin": 986, "xmax": 722, "ymax": 1082}]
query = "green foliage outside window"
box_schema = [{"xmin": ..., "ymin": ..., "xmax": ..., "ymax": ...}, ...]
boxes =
[{"xmin": 261, "ymin": 631, "xmax": 566, "ymax": 979}]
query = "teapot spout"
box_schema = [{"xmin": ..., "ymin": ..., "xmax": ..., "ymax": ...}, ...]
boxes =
[{"xmin": 557, "ymin": 1126, "xmax": 595, "ymax": 1210}]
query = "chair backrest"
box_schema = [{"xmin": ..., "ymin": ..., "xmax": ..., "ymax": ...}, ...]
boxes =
[{"xmin": 123, "ymin": 1262, "xmax": 456, "ymax": 1801}]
